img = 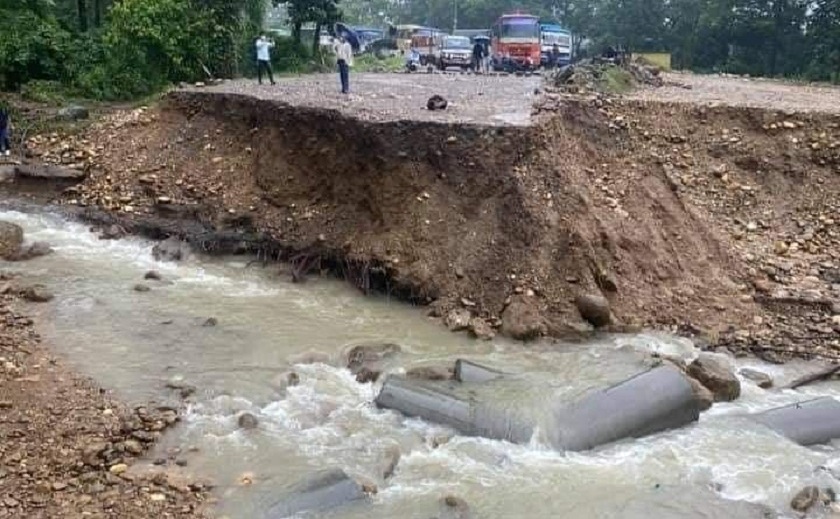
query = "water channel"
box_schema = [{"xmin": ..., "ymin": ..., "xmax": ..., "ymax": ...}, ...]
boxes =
[{"xmin": 2, "ymin": 206, "xmax": 840, "ymax": 519}]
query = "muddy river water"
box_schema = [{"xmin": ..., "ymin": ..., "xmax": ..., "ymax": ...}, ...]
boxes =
[{"xmin": 3, "ymin": 206, "xmax": 840, "ymax": 519}]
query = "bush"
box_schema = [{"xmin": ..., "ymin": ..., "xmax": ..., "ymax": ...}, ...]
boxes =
[{"xmin": 0, "ymin": 9, "xmax": 71, "ymax": 91}]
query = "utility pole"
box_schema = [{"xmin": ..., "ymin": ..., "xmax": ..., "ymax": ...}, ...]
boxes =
[{"xmin": 453, "ymin": 0, "xmax": 458, "ymax": 32}]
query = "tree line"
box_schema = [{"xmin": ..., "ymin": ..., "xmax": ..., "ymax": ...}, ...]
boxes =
[
  {"xmin": 2, "ymin": 0, "xmax": 839, "ymax": 102},
  {"xmin": 342, "ymin": 0, "xmax": 840, "ymax": 81}
]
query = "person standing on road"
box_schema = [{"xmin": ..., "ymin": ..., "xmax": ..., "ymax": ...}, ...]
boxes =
[
  {"xmin": 255, "ymin": 35, "xmax": 275, "ymax": 85},
  {"xmin": 0, "ymin": 106, "xmax": 11, "ymax": 157},
  {"xmin": 334, "ymin": 35, "xmax": 353, "ymax": 94},
  {"xmin": 472, "ymin": 39, "xmax": 485, "ymax": 73}
]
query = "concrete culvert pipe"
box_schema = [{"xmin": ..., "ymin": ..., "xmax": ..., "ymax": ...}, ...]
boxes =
[
  {"xmin": 265, "ymin": 468, "xmax": 365, "ymax": 518},
  {"xmin": 453, "ymin": 359, "xmax": 505, "ymax": 383},
  {"xmin": 549, "ymin": 366, "xmax": 700, "ymax": 451},
  {"xmin": 752, "ymin": 397, "xmax": 840, "ymax": 446},
  {"xmin": 375, "ymin": 375, "xmax": 534, "ymax": 444}
]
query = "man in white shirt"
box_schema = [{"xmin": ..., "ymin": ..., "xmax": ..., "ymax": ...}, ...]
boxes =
[
  {"xmin": 334, "ymin": 36, "xmax": 353, "ymax": 94},
  {"xmin": 255, "ymin": 35, "xmax": 275, "ymax": 85}
]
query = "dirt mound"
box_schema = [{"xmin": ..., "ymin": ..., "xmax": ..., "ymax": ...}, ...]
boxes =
[
  {"xmin": 546, "ymin": 59, "xmax": 663, "ymax": 95},
  {"xmin": 19, "ymin": 90, "xmax": 840, "ymax": 355}
]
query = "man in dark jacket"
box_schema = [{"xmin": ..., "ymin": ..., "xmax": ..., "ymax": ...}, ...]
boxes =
[
  {"xmin": 0, "ymin": 107, "xmax": 10, "ymax": 156},
  {"xmin": 472, "ymin": 40, "xmax": 485, "ymax": 72}
]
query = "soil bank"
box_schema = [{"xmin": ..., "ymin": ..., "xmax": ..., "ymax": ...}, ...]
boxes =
[{"xmin": 16, "ymin": 75, "xmax": 840, "ymax": 359}]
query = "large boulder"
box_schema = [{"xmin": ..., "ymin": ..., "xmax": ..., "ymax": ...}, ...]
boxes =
[
  {"xmin": 501, "ymin": 295, "xmax": 544, "ymax": 340},
  {"xmin": 152, "ymin": 236, "xmax": 192, "ymax": 262},
  {"xmin": 687, "ymin": 353, "xmax": 741, "ymax": 402},
  {"xmin": 406, "ymin": 365, "xmax": 453, "ymax": 381},
  {"xmin": 574, "ymin": 293, "xmax": 612, "ymax": 327},
  {"xmin": 0, "ymin": 221, "xmax": 24, "ymax": 259}
]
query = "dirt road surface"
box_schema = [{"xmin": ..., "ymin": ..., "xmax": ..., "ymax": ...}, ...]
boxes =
[
  {"xmin": 192, "ymin": 73, "xmax": 541, "ymax": 126},
  {"xmin": 630, "ymin": 72, "xmax": 840, "ymax": 114}
]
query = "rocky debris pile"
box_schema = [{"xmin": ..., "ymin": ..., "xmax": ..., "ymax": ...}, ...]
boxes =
[
  {"xmin": 546, "ymin": 59, "xmax": 663, "ymax": 95},
  {"xmin": 0, "ymin": 289, "xmax": 210, "ymax": 518}
]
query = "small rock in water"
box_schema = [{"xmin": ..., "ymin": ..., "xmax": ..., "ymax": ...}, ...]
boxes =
[
  {"xmin": 99, "ymin": 224, "xmax": 126, "ymax": 240},
  {"xmin": 133, "ymin": 283, "xmax": 151, "ymax": 293},
  {"xmin": 237, "ymin": 412, "xmax": 259, "ymax": 430},
  {"xmin": 202, "ymin": 317, "xmax": 218, "ymax": 327},
  {"xmin": 379, "ymin": 445, "xmax": 401, "ymax": 480},
  {"xmin": 355, "ymin": 367, "xmax": 381, "ymax": 383},
  {"xmin": 790, "ymin": 485, "xmax": 829, "ymax": 512},
  {"xmin": 440, "ymin": 494, "xmax": 471, "ymax": 519},
  {"xmin": 21, "ymin": 285, "xmax": 54, "ymax": 302},
  {"xmin": 144, "ymin": 270, "xmax": 162, "ymax": 281},
  {"xmin": 8, "ymin": 241, "xmax": 52, "ymax": 261},
  {"xmin": 739, "ymin": 368, "xmax": 773, "ymax": 389}
]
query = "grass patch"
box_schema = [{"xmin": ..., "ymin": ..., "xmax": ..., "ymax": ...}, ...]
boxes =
[
  {"xmin": 354, "ymin": 54, "xmax": 405, "ymax": 73},
  {"xmin": 597, "ymin": 65, "xmax": 634, "ymax": 94}
]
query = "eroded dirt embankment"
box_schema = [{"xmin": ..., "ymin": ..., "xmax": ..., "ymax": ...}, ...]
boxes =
[{"xmin": 21, "ymin": 91, "xmax": 840, "ymax": 354}]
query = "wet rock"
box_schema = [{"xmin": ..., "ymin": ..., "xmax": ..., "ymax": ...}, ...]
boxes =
[
  {"xmin": 165, "ymin": 379, "xmax": 197, "ymax": 399},
  {"xmin": 468, "ymin": 318, "xmax": 495, "ymax": 340},
  {"xmin": 740, "ymin": 368, "xmax": 773, "ymax": 389},
  {"xmin": 574, "ymin": 293, "xmax": 612, "ymax": 327},
  {"xmin": 501, "ymin": 295, "xmax": 544, "ymax": 340},
  {"xmin": 687, "ymin": 353, "xmax": 741, "ymax": 402},
  {"xmin": 7, "ymin": 241, "xmax": 52, "ymax": 261},
  {"xmin": 237, "ymin": 412, "xmax": 259, "ymax": 430},
  {"xmin": 0, "ymin": 221, "xmax": 24, "ymax": 259},
  {"xmin": 144, "ymin": 270, "xmax": 163, "ymax": 281},
  {"xmin": 346, "ymin": 343, "xmax": 401, "ymax": 375},
  {"xmin": 355, "ymin": 367, "xmax": 381, "ymax": 383},
  {"xmin": 427, "ymin": 95, "xmax": 448, "ymax": 111},
  {"xmin": 379, "ymin": 445, "xmax": 401, "ymax": 479},
  {"xmin": 444, "ymin": 308, "xmax": 471, "ymax": 332},
  {"xmin": 406, "ymin": 365, "xmax": 453, "ymax": 381},
  {"xmin": 57, "ymin": 105, "xmax": 89, "ymax": 121},
  {"xmin": 99, "ymin": 224, "xmax": 126, "ymax": 240},
  {"xmin": 21, "ymin": 285, "xmax": 54, "ymax": 303},
  {"xmin": 271, "ymin": 370, "xmax": 300, "ymax": 391},
  {"xmin": 202, "ymin": 317, "xmax": 218, "ymax": 327},
  {"xmin": 133, "ymin": 283, "xmax": 151, "ymax": 293},
  {"xmin": 439, "ymin": 494, "xmax": 471, "ymax": 519},
  {"xmin": 152, "ymin": 236, "xmax": 191, "ymax": 262},
  {"xmin": 790, "ymin": 485, "xmax": 832, "ymax": 512},
  {"xmin": 686, "ymin": 376, "xmax": 714, "ymax": 411}
]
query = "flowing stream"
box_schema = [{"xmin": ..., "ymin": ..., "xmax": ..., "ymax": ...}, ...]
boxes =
[{"xmin": 2, "ymin": 206, "xmax": 840, "ymax": 519}]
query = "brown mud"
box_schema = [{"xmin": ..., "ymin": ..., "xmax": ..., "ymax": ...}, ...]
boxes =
[{"xmin": 14, "ymin": 88, "xmax": 840, "ymax": 360}]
